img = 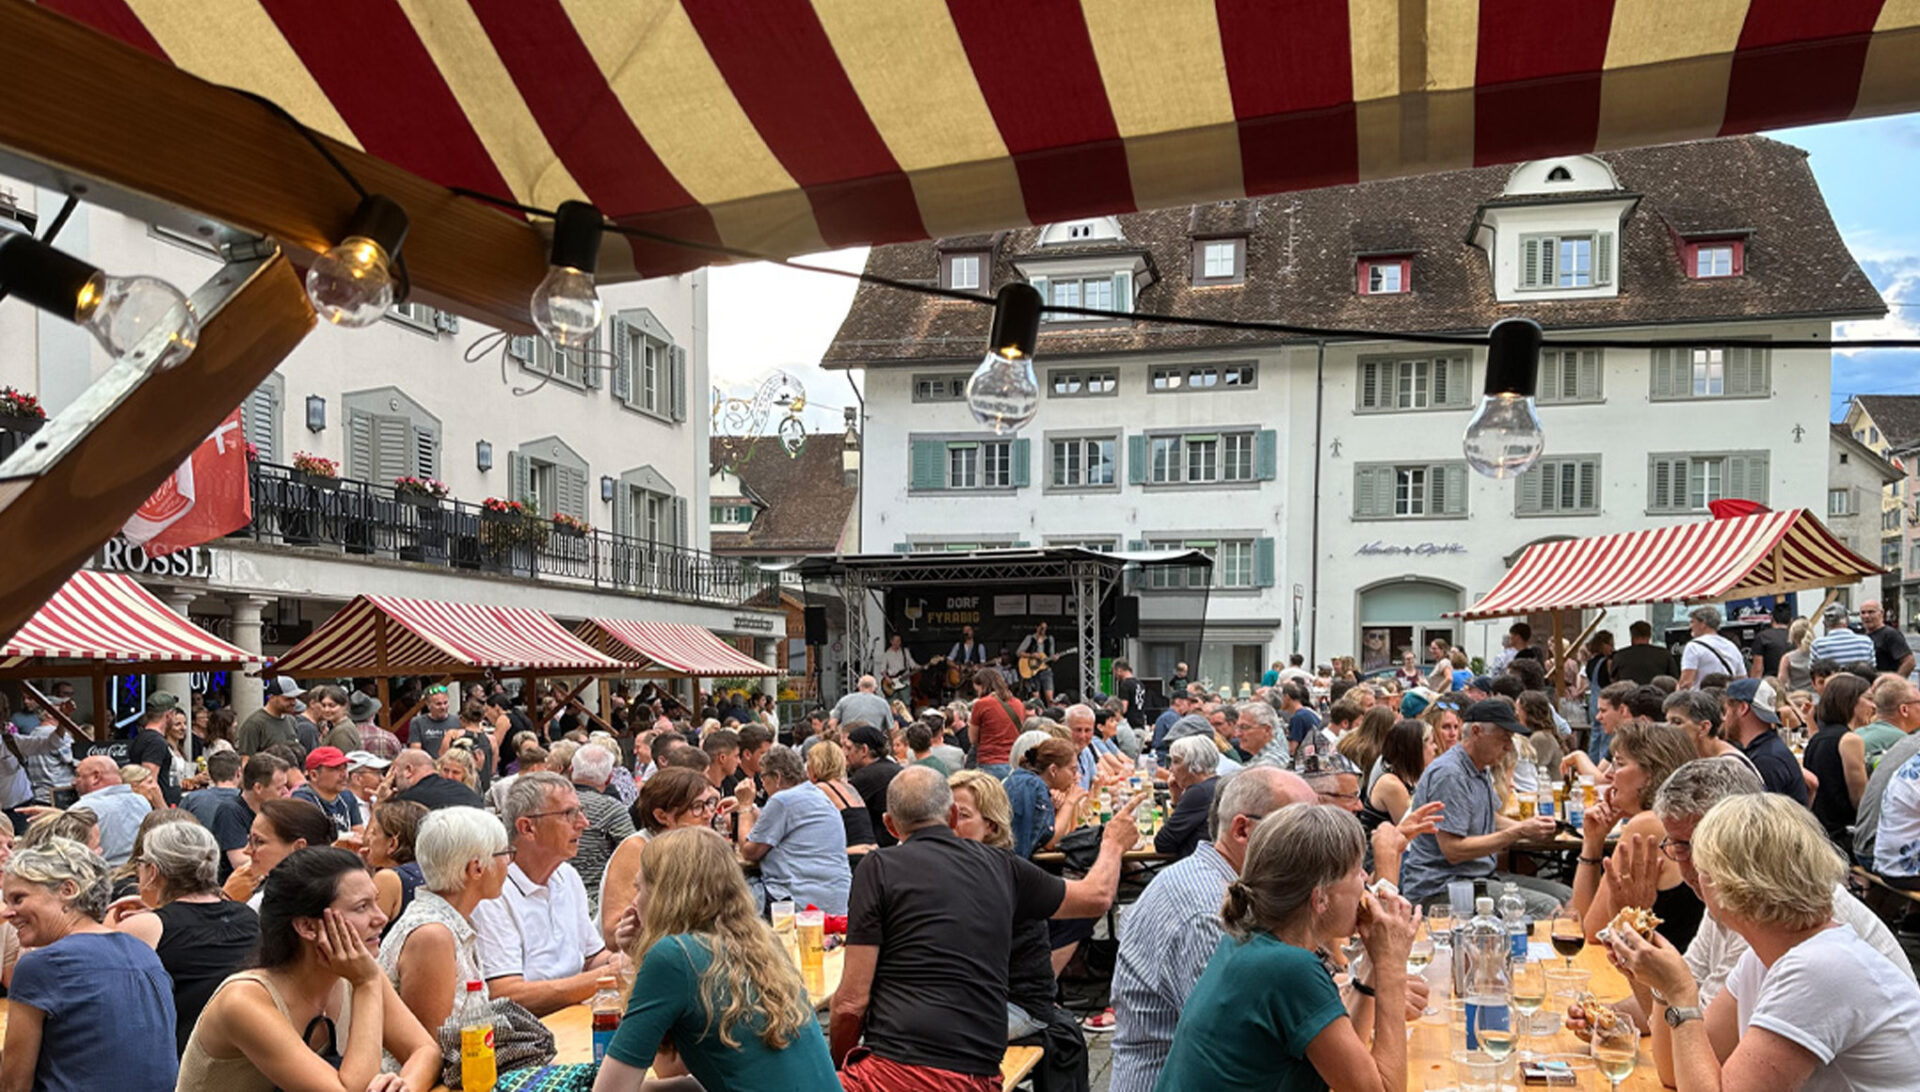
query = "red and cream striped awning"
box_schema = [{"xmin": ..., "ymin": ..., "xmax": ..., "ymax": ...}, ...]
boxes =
[
  {"xmin": 1, "ymin": 570, "xmax": 264, "ymax": 671},
  {"xmin": 272, "ymin": 595, "xmax": 627, "ymax": 678},
  {"xmin": 1453, "ymin": 509, "xmax": 1882, "ymax": 622},
  {"xmin": 42, "ymin": 1, "xmax": 1920, "ymax": 279},
  {"xmin": 576, "ymin": 618, "xmax": 777, "ymax": 678}
]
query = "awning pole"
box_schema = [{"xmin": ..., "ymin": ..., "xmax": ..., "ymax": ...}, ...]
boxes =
[
  {"xmin": 375, "ymin": 614, "xmax": 393, "ymax": 733},
  {"xmin": 91, "ymin": 673, "xmax": 110, "ymax": 743},
  {"xmin": 1551, "ymin": 613, "xmax": 1566, "ymax": 700}
]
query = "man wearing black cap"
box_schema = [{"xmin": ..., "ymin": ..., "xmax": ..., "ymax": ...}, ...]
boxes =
[
  {"xmin": 127, "ymin": 692, "xmax": 187, "ymax": 807},
  {"xmin": 844, "ymin": 724, "xmax": 903, "ymax": 848},
  {"xmin": 1398, "ymin": 698, "xmax": 1566, "ymax": 917}
]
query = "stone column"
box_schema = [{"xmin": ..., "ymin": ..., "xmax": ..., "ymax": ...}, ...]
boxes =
[
  {"xmin": 154, "ymin": 588, "xmax": 200, "ymax": 711},
  {"xmin": 756, "ymin": 637, "xmax": 780, "ymax": 699},
  {"xmin": 228, "ymin": 595, "xmax": 272, "ymax": 724}
]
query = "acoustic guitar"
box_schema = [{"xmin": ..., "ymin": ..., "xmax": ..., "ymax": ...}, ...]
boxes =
[{"xmin": 1016, "ymin": 647, "xmax": 1078, "ymax": 680}]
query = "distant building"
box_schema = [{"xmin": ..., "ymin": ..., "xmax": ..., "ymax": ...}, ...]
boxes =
[
  {"xmin": 1827, "ymin": 425, "xmax": 1904, "ymax": 613},
  {"xmin": 1842, "ymin": 394, "xmax": 1920, "ymax": 611}
]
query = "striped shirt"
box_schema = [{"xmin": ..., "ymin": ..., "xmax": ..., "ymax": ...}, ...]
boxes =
[
  {"xmin": 1811, "ymin": 627, "xmax": 1876, "ymax": 667},
  {"xmin": 1109, "ymin": 841, "xmax": 1236, "ymax": 1092}
]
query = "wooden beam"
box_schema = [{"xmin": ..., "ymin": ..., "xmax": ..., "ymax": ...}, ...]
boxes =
[
  {"xmin": 0, "ymin": 1, "xmax": 549, "ymax": 330},
  {"xmin": 0, "ymin": 254, "xmax": 312, "ymax": 646}
]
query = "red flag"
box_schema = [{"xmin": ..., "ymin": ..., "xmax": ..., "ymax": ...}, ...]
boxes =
[{"xmin": 123, "ymin": 408, "xmax": 251, "ymax": 556}]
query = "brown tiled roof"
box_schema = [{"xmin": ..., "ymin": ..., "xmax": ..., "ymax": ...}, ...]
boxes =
[
  {"xmin": 1852, "ymin": 396, "xmax": 1920, "ymax": 450},
  {"xmin": 822, "ymin": 136, "xmax": 1884, "ymax": 369},
  {"xmin": 709, "ymin": 434, "xmax": 856, "ymax": 555}
]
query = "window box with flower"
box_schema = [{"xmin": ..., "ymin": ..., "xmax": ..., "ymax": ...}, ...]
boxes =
[
  {"xmin": 291, "ymin": 452, "xmax": 339, "ymax": 485},
  {"xmin": 0, "ymin": 386, "xmax": 46, "ymax": 462},
  {"xmin": 479, "ymin": 497, "xmax": 548, "ymax": 574},
  {"xmin": 551, "ymin": 512, "xmax": 591, "ymax": 537}
]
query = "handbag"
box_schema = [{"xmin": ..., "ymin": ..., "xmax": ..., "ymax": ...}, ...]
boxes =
[
  {"xmin": 434, "ymin": 997, "xmax": 558, "ymax": 1089},
  {"xmin": 1051, "ymin": 824, "xmax": 1106, "ymax": 871}
]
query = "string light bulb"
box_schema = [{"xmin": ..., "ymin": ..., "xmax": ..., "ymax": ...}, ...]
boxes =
[
  {"xmin": 531, "ymin": 200, "xmax": 605, "ymax": 347},
  {"xmin": 306, "ymin": 195, "xmax": 409, "ymax": 327},
  {"xmin": 1462, "ymin": 317, "xmax": 1546, "ymax": 478},
  {"xmin": 0, "ymin": 231, "xmax": 198, "ymax": 370},
  {"xmin": 966, "ymin": 282, "xmax": 1044, "ymax": 434}
]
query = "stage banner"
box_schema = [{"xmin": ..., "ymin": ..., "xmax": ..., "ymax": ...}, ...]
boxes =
[{"xmin": 885, "ymin": 582, "xmax": 1081, "ymax": 665}]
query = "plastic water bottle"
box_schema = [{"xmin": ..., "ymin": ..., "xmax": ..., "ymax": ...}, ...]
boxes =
[
  {"xmin": 1458, "ymin": 897, "xmax": 1512, "ymax": 1052},
  {"xmin": 1535, "ymin": 768, "xmax": 1555, "ymax": 821},
  {"xmin": 1499, "ymin": 882, "xmax": 1530, "ymax": 963},
  {"xmin": 590, "ymin": 975, "xmax": 623, "ymax": 1064},
  {"xmin": 1566, "ymin": 774, "xmax": 1585, "ymax": 833},
  {"xmin": 458, "ymin": 980, "xmax": 497, "ymax": 1092}
]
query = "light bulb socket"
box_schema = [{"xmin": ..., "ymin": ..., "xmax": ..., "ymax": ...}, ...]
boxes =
[
  {"xmin": 1484, "ymin": 317, "xmax": 1543, "ymax": 398},
  {"xmin": 988, "ymin": 282, "xmax": 1043, "ymax": 360},
  {"xmin": 0, "ymin": 232, "xmax": 100, "ymax": 322},
  {"xmin": 549, "ymin": 201, "xmax": 604, "ymax": 274},
  {"xmin": 341, "ymin": 194, "xmax": 410, "ymax": 261}
]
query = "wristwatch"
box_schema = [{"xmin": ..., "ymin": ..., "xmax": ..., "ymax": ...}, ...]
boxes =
[{"xmin": 1664, "ymin": 1005, "xmax": 1704, "ymax": 1028}]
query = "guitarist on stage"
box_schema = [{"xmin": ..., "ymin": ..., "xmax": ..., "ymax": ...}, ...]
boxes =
[
  {"xmin": 1016, "ymin": 621, "xmax": 1059, "ymax": 706},
  {"xmin": 947, "ymin": 625, "xmax": 988, "ymax": 665},
  {"xmin": 879, "ymin": 633, "xmax": 919, "ymax": 698}
]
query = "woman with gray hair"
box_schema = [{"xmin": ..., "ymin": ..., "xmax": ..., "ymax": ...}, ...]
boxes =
[
  {"xmin": 737, "ymin": 745, "xmax": 853, "ymax": 914},
  {"xmin": 377, "ymin": 806, "xmax": 512, "ymax": 1039},
  {"xmin": 1, "ymin": 836, "xmax": 179, "ymax": 1090},
  {"xmin": 1158, "ymin": 735, "xmax": 1222, "ymax": 860},
  {"xmin": 110, "ymin": 820, "xmax": 261, "ymax": 1054},
  {"xmin": 1155, "ymin": 805, "xmax": 1416, "ymax": 1092}
]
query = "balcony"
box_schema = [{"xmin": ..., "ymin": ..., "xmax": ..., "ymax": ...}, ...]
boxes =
[{"xmin": 233, "ymin": 461, "xmax": 777, "ymax": 611}]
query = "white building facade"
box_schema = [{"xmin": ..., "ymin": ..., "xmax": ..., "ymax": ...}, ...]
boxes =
[
  {"xmin": 2, "ymin": 176, "xmax": 780, "ymax": 723},
  {"xmin": 825, "ymin": 138, "xmax": 1884, "ymax": 688}
]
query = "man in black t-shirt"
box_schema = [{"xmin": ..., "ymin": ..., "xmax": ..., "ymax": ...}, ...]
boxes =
[
  {"xmin": 126, "ymin": 692, "xmax": 185, "ymax": 807},
  {"xmin": 1609, "ymin": 621, "xmax": 1681, "ymax": 686},
  {"xmin": 1862, "ymin": 600, "xmax": 1915, "ymax": 677},
  {"xmin": 1113, "ymin": 658, "xmax": 1147, "ymax": 732},
  {"xmin": 1749, "ymin": 605, "xmax": 1794, "ymax": 679},
  {"xmin": 211, "ymin": 751, "xmax": 291, "ymax": 881},
  {"xmin": 843, "ymin": 725, "xmax": 902, "ymax": 848},
  {"xmin": 832, "ymin": 766, "xmax": 1137, "ymax": 1088}
]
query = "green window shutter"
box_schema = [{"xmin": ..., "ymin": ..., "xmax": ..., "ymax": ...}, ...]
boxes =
[
  {"xmin": 1541, "ymin": 237, "xmax": 1557, "ymax": 285},
  {"xmin": 1522, "ymin": 238, "xmax": 1541, "ymax": 289},
  {"xmin": 373, "ymin": 415, "xmax": 410, "ymax": 483},
  {"xmin": 1432, "ymin": 463, "xmax": 1467, "ymax": 516},
  {"xmin": 669, "ymin": 346, "xmax": 688, "ymax": 421},
  {"xmin": 1539, "ymin": 352, "xmax": 1563, "ymax": 402},
  {"xmin": 346, "ymin": 409, "xmax": 373, "ymax": 481},
  {"xmin": 1012, "ymin": 539, "xmax": 1031, "ymax": 548},
  {"xmin": 1595, "ymin": 232, "xmax": 1614, "ymax": 286},
  {"xmin": 892, "ymin": 541, "xmax": 912, "ymax": 553},
  {"xmin": 412, "ymin": 424, "xmax": 437, "ymax": 478},
  {"xmin": 1577, "ymin": 459, "xmax": 1599, "ymax": 511},
  {"xmin": 611, "ymin": 324, "xmax": 632, "ymax": 402},
  {"xmin": 909, "ymin": 440, "xmax": 944, "ymax": 491},
  {"xmin": 1254, "ymin": 429, "xmax": 1278, "ymax": 480},
  {"xmin": 1648, "ymin": 456, "xmax": 1680, "ymax": 511},
  {"xmin": 1253, "ymin": 537, "xmax": 1276, "ymax": 588},
  {"xmin": 1750, "ymin": 347, "xmax": 1770, "ymax": 396},
  {"xmin": 509, "ymin": 451, "xmax": 530, "ymax": 506},
  {"xmin": 1127, "ymin": 434, "xmax": 1148, "ymax": 484},
  {"xmin": 1577, "ymin": 349, "xmax": 1602, "ymax": 400},
  {"xmin": 1011, "ymin": 438, "xmax": 1031, "ymax": 488},
  {"xmin": 559, "ymin": 466, "xmax": 586, "ymax": 521},
  {"xmin": 1726, "ymin": 347, "xmax": 1768, "ymax": 397},
  {"xmin": 612, "ymin": 483, "xmax": 632, "ymax": 539},
  {"xmin": 1729, "ymin": 453, "xmax": 1769, "ymax": 504},
  {"xmin": 1355, "ymin": 465, "xmax": 1385, "ymax": 518},
  {"xmin": 1112, "ymin": 270, "xmax": 1133, "ymax": 314},
  {"xmin": 1516, "ymin": 463, "xmax": 1546, "ymax": 515},
  {"xmin": 1440, "ymin": 356, "xmax": 1468, "ymax": 407},
  {"xmin": 1127, "ymin": 538, "xmax": 1147, "ymax": 551},
  {"xmin": 672, "ymin": 496, "xmax": 688, "ymax": 546},
  {"xmin": 1359, "ymin": 362, "xmax": 1380, "ymax": 410},
  {"xmin": 1650, "ymin": 348, "xmax": 1674, "ymax": 400}
]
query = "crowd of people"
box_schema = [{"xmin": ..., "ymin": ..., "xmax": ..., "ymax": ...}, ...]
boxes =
[{"xmin": 0, "ymin": 598, "xmax": 1917, "ymax": 1091}]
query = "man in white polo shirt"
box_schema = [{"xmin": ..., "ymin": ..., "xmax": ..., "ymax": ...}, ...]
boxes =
[{"xmin": 472, "ymin": 771, "xmax": 613, "ymax": 1015}]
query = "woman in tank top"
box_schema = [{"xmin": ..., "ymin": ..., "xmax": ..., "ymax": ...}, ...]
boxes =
[
  {"xmin": 178, "ymin": 847, "xmax": 438, "ymax": 1091},
  {"xmin": 1571, "ymin": 720, "xmax": 1706, "ymax": 952},
  {"xmin": 107, "ymin": 821, "xmax": 259, "ymax": 1055}
]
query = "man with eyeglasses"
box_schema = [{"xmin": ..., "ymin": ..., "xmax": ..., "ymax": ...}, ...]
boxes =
[
  {"xmin": 1854, "ymin": 678, "xmax": 1920, "ymax": 868},
  {"xmin": 472, "ymin": 770, "xmax": 615, "ymax": 1016},
  {"xmin": 1573, "ymin": 757, "xmax": 1907, "ymax": 1084}
]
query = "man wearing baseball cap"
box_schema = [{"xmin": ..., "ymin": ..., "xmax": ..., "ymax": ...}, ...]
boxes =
[
  {"xmin": 1398, "ymin": 697, "xmax": 1567, "ymax": 916},
  {"xmin": 292, "ymin": 746, "xmax": 362, "ymax": 837},
  {"xmin": 237, "ymin": 677, "xmax": 307, "ymax": 762},
  {"xmin": 844, "ymin": 724, "xmax": 903, "ymax": 848},
  {"xmin": 343, "ymin": 751, "xmax": 390, "ymax": 815},
  {"xmin": 1724, "ymin": 678, "xmax": 1810, "ymax": 805}
]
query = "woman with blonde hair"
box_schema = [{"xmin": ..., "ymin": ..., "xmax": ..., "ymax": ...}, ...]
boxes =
[
  {"xmin": 805, "ymin": 734, "xmax": 876, "ymax": 850},
  {"xmin": 122, "ymin": 762, "xmax": 168, "ymax": 812},
  {"xmin": 1156, "ymin": 806, "xmax": 1415, "ymax": 1091},
  {"xmin": 1573, "ymin": 718, "xmax": 1703, "ymax": 949},
  {"xmin": 592, "ymin": 827, "xmax": 838, "ymax": 1091},
  {"xmin": 948, "ymin": 770, "xmax": 1070, "ymax": 1044},
  {"xmin": 1777, "ymin": 617, "xmax": 1815, "ymax": 692},
  {"xmin": 1608, "ymin": 793, "xmax": 1920, "ymax": 1092}
]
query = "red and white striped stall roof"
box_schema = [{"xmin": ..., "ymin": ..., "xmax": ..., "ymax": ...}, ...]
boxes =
[
  {"xmin": 577, "ymin": 618, "xmax": 777, "ymax": 678},
  {"xmin": 1453, "ymin": 509, "xmax": 1881, "ymax": 622},
  {"xmin": 272, "ymin": 595, "xmax": 627, "ymax": 678},
  {"xmin": 41, "ymin": 0, "xmax": 1920, "ymax": 280},
  {"xmin": 2, "ymin": 570, "xmax": 264, "ymax": 668}
]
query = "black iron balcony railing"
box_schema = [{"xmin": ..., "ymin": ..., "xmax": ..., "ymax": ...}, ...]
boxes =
[{"xmin": 234, "ymin": 461, "xmax": 778, "ymax": 610}]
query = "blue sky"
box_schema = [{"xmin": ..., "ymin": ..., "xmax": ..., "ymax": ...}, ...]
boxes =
[{"xmin": 1772, "ymin": 117, "xmax": 1920, "ymax": 419}]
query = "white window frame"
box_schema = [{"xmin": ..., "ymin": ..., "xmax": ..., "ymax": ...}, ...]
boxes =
[
  {"xmin": 1556, "ymin": 236, "xmax": 1594, "ymax": 288},
  {"xmin": 1695, "ymin": 245, "xmax": 1734, "ymax": 278},
  {"xmin": 1044, "ymin": 276, "xmax": 1116, "ymax": 321},
  {"xmin": 1048, "ymin": 369, "xmax": 1118, "ymax": 398},
  {"xmin": 1395, "ymin": 467, "xmax": 1428, "ymax": 517},
  {"xmin": 913, "ymin": 375, "xmax": 968, "ymax": 402},
  {"xmin": 1828, "ymin": 488, "xmax": 1851, "ymax": 518},
  {"xmin": 1049, "ymin": 437, "xmax": 1116, "ymax": 489},
  {"xmin": 1149, "ymin": 362, "xmax": 1257, "ymax": 392},
  {"xmin": 1691, "ymin": 348, "xmax": 1725, "ymax": 397},
  {"xmin": 1203, "ymin": 241, "xmax": 1237, "ymax": 279},
  {"xmin": 948, "ymin": 253, "xmax": 981, "ymax": 291},
  {"xmin": 1368, "ymin": 262, "xmax": 1403, "ymax": 294},
  {"xmin": 1148, "ymin": 431, "xmax": 1255, "ymax": 486},
  {"xmin": 945, "ymin": 441, "xmax": 1013, "ymax": 491}
]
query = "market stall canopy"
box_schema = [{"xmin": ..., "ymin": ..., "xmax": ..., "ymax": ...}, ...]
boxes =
[
  {"xmin": 0, "ymin": 569, "xmax": 266, "ymax": 673},
  {"xmin": 30, "ymin": 1, "xmax": 1920, "ymax": 293},
  {"xmin": 1451, "ymin": 509, "xmax": 1881, "ymax": 622},
  {"xmin": 271, "ymin": 594, "xmax": 627, "ymax": 678},
  {"xmin": 575, "ymin": 618, "xmax": 778, "ymax": 678}
]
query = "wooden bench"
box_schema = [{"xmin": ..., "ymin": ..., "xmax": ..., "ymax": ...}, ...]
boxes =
[
  {"xmin": 1000, "ymin": 1044, "xmax": 1044, "ymax": 1088},
  {"xmin": 1851, "ymin": 864, "xmax": 1920, "ymax": 923}
]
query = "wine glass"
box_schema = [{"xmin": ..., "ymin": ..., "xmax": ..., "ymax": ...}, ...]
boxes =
[
  {"xmin": 1509, "ymin": 961, "xmax": 1547, "ymax": 1059},
  {"xmin": 1591, "ymin": 1018, "xmax": 1640, "ymax": 1090},
  {"xmin": 1474, "ymin": 1000, "xmax": 1515, "ymax": 1067},
  {"xmin": 1551, "ymin": 907, "xmax": 1586, "ymax": 970},
  {"xmin": 1428, "ymin": 908, "xmax": 1455, "ymax": 950}
]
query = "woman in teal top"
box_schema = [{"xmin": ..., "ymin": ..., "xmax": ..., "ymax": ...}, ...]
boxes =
[
  {"xmin": 1155, "ymin": 805, "xmax": 1418, "ymax": 1092},
  {"xmin": 594, "ymin": 827, "xmax": 839, "ymax": 1092}
]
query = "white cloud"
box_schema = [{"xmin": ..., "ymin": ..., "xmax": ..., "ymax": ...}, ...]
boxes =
[
  {"xmin": 1836, "ymin": 262, "xmax": 1920, "ymax": 355},
  {"xmin": 706, "ymin": 247, "xmax": 868, "ymax": 435}
]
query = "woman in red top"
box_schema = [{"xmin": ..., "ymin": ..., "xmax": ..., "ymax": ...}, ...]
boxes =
[{"xmin": 969, "ymin": 667, "xmax": 1026, "ymax": 776}]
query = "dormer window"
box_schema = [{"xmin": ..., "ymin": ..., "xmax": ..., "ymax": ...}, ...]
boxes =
[
  {"xmin": 941, "ymin": 251, "xmax": 986, "ymax": 291},
  {"xmin": 1520, "ymin": 232, "xmax": 1614, "ymax": 290},
  {"xmin": 1683, "ymin": 238, "xmax": 1744, "ymax": 279},
  {"xmin": 1192, "ymin": 238, "xmax": 1246, "ymax": 285},
  {"xmin": 1358, "ymin": 256, "xmax": 1412, "ymax": 295}
]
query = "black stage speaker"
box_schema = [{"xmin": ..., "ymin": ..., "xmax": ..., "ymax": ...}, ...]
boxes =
[
  {"xmin": 804, "ymin": 605, "xmax": 828, "ymax": 646},
  {"xmin": 1114, "ymin": 595, "xmax": 1140, "ymax": 639}
]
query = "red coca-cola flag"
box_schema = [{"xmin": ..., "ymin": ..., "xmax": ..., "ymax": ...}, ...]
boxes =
[{"xmin": 123, "ymin": 408, "xmax": 251, "ymax": 556}]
